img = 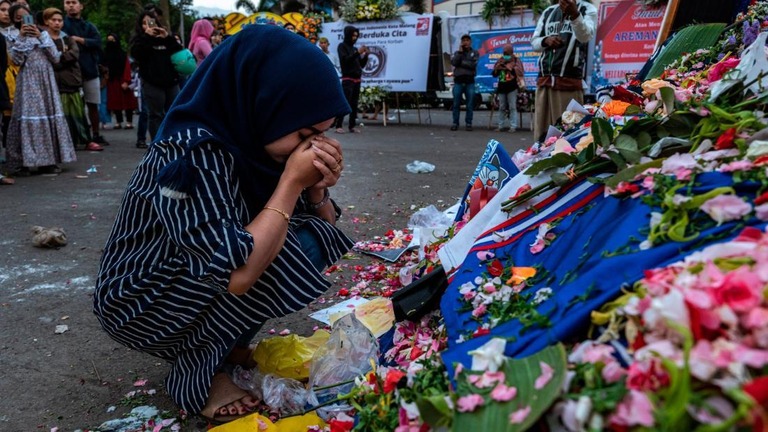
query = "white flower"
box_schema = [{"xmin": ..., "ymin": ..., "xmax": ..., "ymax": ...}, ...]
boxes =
[{"xmin": 468, "ymin": 337, "xmax": 507, "ymax": 372}]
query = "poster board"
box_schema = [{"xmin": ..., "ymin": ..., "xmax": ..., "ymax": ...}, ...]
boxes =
[
  {"xmin": 595, "ymin": 0, "xmax": 665, "ymax": 86},
  {"xmin": 319, "ymin": 15, "xmax": 434, "ymax": 92},
  {"xmin": 468, "ymin": 27, "xmax": 539, "ymax": 93}
]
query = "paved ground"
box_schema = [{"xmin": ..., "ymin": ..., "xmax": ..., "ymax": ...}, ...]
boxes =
[{"xmin": 0, "ymin": 107, "xmax": 534, "ymax": 431}]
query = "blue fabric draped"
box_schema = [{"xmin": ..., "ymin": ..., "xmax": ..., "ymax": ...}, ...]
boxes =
[
  {"xmin": 440, "ymin": 172, "xmax": 765, "ymax": 374},
  {"xmin": 155, "ymin": 25, "xmax": 351, "ymax": 210}
]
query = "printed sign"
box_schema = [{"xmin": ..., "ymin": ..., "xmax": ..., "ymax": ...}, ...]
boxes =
[
  {"xmin": 468, "ymin": 28, "xmax": 539, "ymax": 94},
  {"xmin": 319, "ymin": 15, "xmax": 434, "ymax": 92},
  {"xmin": 596, "ymin": 0, "xmax": 666, "ymax": 84}
]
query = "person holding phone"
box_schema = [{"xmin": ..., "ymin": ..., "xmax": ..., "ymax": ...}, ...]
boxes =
[
  {"xmin": 5, "ymin": 3, "xmax": 75, "ymax": 176},
  {"xmin": 130, "ymin": 10, "xmax": 182, "ymax": 146}
]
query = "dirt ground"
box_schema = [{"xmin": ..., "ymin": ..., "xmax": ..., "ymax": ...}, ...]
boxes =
[{"xmin": 0, "ymin": 109, "xmax": 533, "ymax": 431}]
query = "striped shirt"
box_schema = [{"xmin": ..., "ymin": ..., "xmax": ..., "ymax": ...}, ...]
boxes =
[{"xmin": 94, "ymin": 128, "xmax": 353, "ymax": 413}]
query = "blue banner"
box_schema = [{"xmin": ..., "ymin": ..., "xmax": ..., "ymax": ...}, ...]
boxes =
[{"xmin": 469, "ymin": 27, "xmax": 539, "ymax": 94}]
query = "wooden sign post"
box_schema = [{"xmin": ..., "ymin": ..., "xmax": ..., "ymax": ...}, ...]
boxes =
[{"xmin": 654, "ymin": 0, "xmax": 680, "ymax": 51}]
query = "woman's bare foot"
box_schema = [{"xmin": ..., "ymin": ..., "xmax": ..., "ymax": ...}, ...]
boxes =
[
  {"xmin": 0, "ymin": 176, "xmax": 14, "ymax": 185},
  {"xmin": 215, "ymin": 394, "xmax": 259, "ymax": 417},
  {"xmin": 201, "ymin": 373, "xmax": 260, "ymax": 423}
]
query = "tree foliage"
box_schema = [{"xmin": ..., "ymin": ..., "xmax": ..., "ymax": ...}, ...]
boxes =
[{"xmin": 26, "ymin": 0, "xmax": 198, "ymax": 47}]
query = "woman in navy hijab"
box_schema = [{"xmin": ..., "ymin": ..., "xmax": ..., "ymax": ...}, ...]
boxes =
[{"xmin": 94, "ymin": 25, "xmax": 352, "ymax": 423}]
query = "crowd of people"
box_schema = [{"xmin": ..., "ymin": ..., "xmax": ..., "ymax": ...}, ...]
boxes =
[{"xmin": 0, "ymin": 1, "xmax": 230, "ymax": 186}]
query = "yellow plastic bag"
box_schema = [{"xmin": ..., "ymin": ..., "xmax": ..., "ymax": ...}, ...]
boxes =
[
  {"xmin": 252, "ymin": 330, "xmax": 330, "ymax": 380},
  {"xmin": 210, "ymin": 412, "xmax": 326, "ymax": 432}
]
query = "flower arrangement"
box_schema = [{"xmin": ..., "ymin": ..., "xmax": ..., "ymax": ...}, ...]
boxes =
[
  {"xmin": 547, "ymin": 227, "xmax": 768, "ymax": 431},
  {"xmin": 340, "ymin": 0, "xmax": 398, "ymax": 23},
  {"xmin": 296, "ymin": 12, "xmax": 324, "ymax": 42},
  {"xmin": 358, "ymin": 85, "xmax": 390, "ymax": 111}
]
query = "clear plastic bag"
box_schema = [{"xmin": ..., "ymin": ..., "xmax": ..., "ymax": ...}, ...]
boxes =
[
  {"xmin": 308, "ymin": 314, "xmax": 379, "ymax": 419},
  {"xmin": 230, "ymin": 365, "xmax": 310, "ymax": 416}
]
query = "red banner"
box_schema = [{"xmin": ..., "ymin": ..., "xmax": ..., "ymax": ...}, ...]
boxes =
[{"xmin": 597, "ymin": 0, "xmax": 666, "ymax": 82}]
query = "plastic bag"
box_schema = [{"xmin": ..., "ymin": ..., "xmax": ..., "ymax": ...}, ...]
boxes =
[
  {"xmin": 308, "ymin": 314, "xmax": 379, "ymax": 419},
  {"xmin": 253, "ymin": 330, "xmax": 330, "ymax": 380},
  {"xmin": 230, "ymin": 366, "xmax": 310, "ymax": 416},
  {"xmin": 408, "ymin": 205, "xmax": 453, "ymax": 260},
  {"xmin": 406, "ymin": 160, "xmax": 435, "ymax": 173},
  {"xmin": 209, "ymin": 412, "xmax": 326, "ymax": 432}
]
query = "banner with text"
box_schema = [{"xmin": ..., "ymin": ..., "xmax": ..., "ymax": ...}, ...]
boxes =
[
  {"xmin": 319, "ymin": 15, "xmax": 434, "ymax": 92},
  {"xmin": 596, "ymin": 1, "xmax": 665, "ymax": 84},
  {"xmin": 468, "ymin": 27, "xmax": 539, "ymax": 94}
]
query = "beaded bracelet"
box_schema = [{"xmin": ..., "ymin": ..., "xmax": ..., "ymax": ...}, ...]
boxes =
[{"xmin": 309, "ymin": 188, "xmax": 330, "ymax": 210}]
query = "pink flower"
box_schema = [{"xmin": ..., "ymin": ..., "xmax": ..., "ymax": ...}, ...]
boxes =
[
  {"xmin": 490, "ymin": 383, "xmax": 517, "ymax": 402},
  {"xmin": 660, "ymin": 153, "xmax": 697, "ymax": 176},
  {"xmin": 582, "ymin": 343, "xmax": 616, "ymax": 364},
  {"xmin": 508, "ymin": 406, "xmax": 532, "ymax": 424},
  {"xmin": 457, "ymin": 394, "xmax": 485, "ymax": 413},
  {"xmin": 534, "ymin": 361, "xmax": 554, "ymax": 390},
  {"xmin": 468, "ymin": 371, "xmax": 506, "ymax": 388},
  {"xmin": 610, "ymin": 390, "xmax": 655, "ymax": 427},
  {"xmin": 690, "ymin": 340, "xmax": 718, "ymax": 381},
  {"xmin": 708, "ymin": 57, "xmax": 740, "ymax": 82},
  {"xmin": 744, "ymin": 308, "xmax": 768, "ymax": 329},
  {"xmin": 713, "ymin": 267, "xmax": 762, "ymax": 312},
  {"xmin": 602, "ymin": 361, "xmax": 627, "ymax": 383},
  {"xmin": 472, "ymin": 303, "xmax": 487, "ymax": 318},
  {"xmin": 700, "ymin": 195, "xmax": 752, "ymax": 225},
  {"xmin": 627, "ymin": 358, "xmax": 669, "ymax": 391},
  {"xmin": 755, "ymin": 203, "xmax": 768, "ymax": 221},
  {"xmin": 718, "ymin": 160, "xmax": 754, "ymax": 172},
  {"xmin": 529, "ymin": 238, "xmax": 545, "ymax": 254}
]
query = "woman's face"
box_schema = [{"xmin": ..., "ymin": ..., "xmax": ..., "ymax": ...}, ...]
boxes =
[
  {"xmin": 265, "ymin": 119, "xmax": 334, "ymax": 163},
  {"xmin": 0, "ymin": 3, "xmax": 10, "ymax": 26},
  {"xmin": 14, "ymin": 8, "xmax": 28, "ymax": 24},
  {"xmin": 141, "ymin": 15, "xmax": 154, "ymax": 32},
  {"xmin": 46, "ymin": 13, "xmax": 63, "ymax": 32},
  {"xmin": 107, "ymin": 34, "xmax": 115, "ymax": 42}
]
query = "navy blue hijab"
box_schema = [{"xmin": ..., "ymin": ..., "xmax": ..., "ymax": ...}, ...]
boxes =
[{"xmin": 155, "ymin": 25, "xmax": 350, "ymax": 209}]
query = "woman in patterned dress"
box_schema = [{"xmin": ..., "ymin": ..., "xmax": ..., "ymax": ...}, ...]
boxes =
[
  {"xmin": 6, "ymin": 4, "xmax": 75, "ymax": 175},
  {"xmin": 94, "ymin": 25, "xmax": 351, "ymax": 423}
]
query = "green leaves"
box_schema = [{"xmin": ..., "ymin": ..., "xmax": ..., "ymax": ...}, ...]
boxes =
[
  {"xmin": 592, "ymin": 118, "xmax": 614, "ymax": 148},
  {"xmin": 453, "ymin": 344, "xmax": 567, "ymax": 432},
  {"xmin": 615, "ymin": 134, "xmax": 642, "ymax": 164},
  {"xmin": 524, "ymin": 152, "xmax": 578, "ymax": 176}
]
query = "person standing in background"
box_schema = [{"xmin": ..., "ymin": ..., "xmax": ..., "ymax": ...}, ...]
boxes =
[
  {"xmin": 130, "ymin": 10, "xmax": 181, "ymax": 144},
  {"xmin": 530, "ymin": 0, "xmax": 597, "ymax": 142},
  {"xmin": 6, "ymin": 3, "xmax": 76, "ymax": 175},
  {"xmin": 450, "ymin": 34, "xmax": 479, "ymax": 131},
  {"xmin": 333, "ymin": 25, "xmax": 368, "ymax": 134},
  {"xmin": 189, "ymin": 19, "xmax": 214, "ymax": 65},
  {"xmin": 63, "ymin": 0, "xmax": 109, "ymax": 146},
  {"xmin": 318, "ymin": 37, "xmax": 340, "ymax": 77},
  {"xmin": 492, "ymin": 44, "xmax": 525, "ymax": 132},
  {"xmin": 46, "ymin": 7, "xmax": 102, "ymax": 152},
  {"xmin": 104, "ymin": 33, "xmax": 137, "ymax": 130}
]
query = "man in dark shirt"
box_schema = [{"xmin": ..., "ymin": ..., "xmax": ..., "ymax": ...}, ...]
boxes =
[
  {"xmin": 334, "ymin": 25, "xmax": 368, "ymax": 134},
  {"xmin": 450, "ymin": 34, "xmax": 479, "ymax": 131},
  {"xmin": 63, "ymin": 0, "xmax": 108, "ymax": 145}
]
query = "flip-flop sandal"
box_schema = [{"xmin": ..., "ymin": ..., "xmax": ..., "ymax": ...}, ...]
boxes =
[
  {"xmin": 0, "ymin": 176, "xmax": 14, "ymax": 185},
  {"xmin": 125, "ymin": 124, "xmax": 134, "ymax": 129},
  {"xmin": 200, "ymin": 373, "xmax": 260, "ymax": 425},
  {"xmin": 335, "ymin": 128, "xmax": 346, "ymax": 134}
]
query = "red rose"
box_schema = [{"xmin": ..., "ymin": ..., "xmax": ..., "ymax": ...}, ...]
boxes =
[
  {"xmin": 715, "ymin": 128, "xmax": 737, "ymax": 150},
  {"xmin": 383, "ymin": 369, "xmax": 406, "ymax": 393},
  {"xmin": 756, "ymin": 191, "xmax": 768, "ymax": 206},
  {"xmin": 487, "ymin": 259, "xmax": 504, "ymax": 277}
]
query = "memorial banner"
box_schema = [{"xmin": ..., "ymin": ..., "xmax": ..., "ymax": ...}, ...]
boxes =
[
  {"xmin": 468, "ymin": 27, "xmax": 539, "ymax": 93},
  {"xmin": 319, "ymin": 15, "xmax": 434, "ymax": 92}
]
